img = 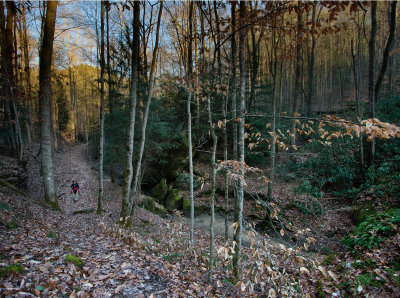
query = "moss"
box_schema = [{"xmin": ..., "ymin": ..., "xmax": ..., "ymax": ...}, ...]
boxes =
[
  {"xmin": 65, "ymin": 254, "xmax": 84, "ymax": 268},
  {"xmin": 138, "ymin": 197, "xmax": 167, "ymax": 215},
  {"xmin": 6, "ymin": 221, "xmax": 18, "ymax": 229},
  {"xmin": 151, "ymin": 179, "xmax": 168, "ymax": 202},
  {"xmin": 45, "ymin": 199, "xmax": 61, "ymax": 212},
  {"xmin": 321, "ymin": 254, "xmax": 335, "ymax": 266},
  {"xmin": 165, "ymin": 189, "xmax": 182, "ymax": 211},
  {"xmin": 182, "ymin": 199, "xmax": 191, "ymax": 211},
  {"xmin": 0, "ymin": 263, "xmax": 25, "ymax": 279},
  {"xmin": 72, "ymin": 208, "xmax": 95, "ymax": 215},
  {"xmin": 47, "ymin": 230, "xmax": 57, "ymax": 239}
]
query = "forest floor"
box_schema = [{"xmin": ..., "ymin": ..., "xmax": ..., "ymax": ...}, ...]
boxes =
[{"xmin": 1, "ymin": 143, "xmax": 399, "ymax": 297}]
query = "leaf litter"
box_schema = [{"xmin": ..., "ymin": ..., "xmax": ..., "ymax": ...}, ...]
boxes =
[{"xmin": 1, "ymin": 144, "xmax": 399, "ymax": 296}]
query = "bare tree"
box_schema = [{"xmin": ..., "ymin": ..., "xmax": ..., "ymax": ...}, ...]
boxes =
[
  {"xmin": 39, "ymin": 0, "xmax": 59, "ymax": 210},
  {"xmin": 233, "ymin": 0, "xmax": 246, "ymax": 281},
  {"xmin": 97, "ymin": 0, "xmax": 106, "ymax": 215},
  {"xmin": 120, "ymin": 1, "xmax": 140, "ymax": 225}
]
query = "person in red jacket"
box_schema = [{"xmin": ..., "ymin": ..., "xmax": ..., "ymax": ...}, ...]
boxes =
[{"xmin": 70, "ymin": 180, "xmax": 80, "ymax": 202}]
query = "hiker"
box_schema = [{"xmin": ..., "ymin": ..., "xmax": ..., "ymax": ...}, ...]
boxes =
[{"xmin": 70, "ymin": 180, "xmax": 80, "ymax": 202}]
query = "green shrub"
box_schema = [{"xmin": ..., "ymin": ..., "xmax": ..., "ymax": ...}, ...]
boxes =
[
  {"xmin": 356, "ymin": 272, "xmax": 385, "ymax": 288},
  {"xmin": 343, "ymin": 209, "xmax": 400, "ymax": 251},
  {"xmin": 293, "ymin": 180, "xmax": 321, "ymax": 198},
  {"xmin": 289, "ymin": 138, "xmax": 359, "ymax": 197}
]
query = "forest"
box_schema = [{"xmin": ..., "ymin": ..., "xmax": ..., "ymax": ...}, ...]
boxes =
[{"xmin": 0, "ymin": 0, "xmax": 400, "ymax": 296}]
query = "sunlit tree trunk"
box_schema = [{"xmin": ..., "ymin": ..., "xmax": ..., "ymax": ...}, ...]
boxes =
[
  {"xmin": 233, "ymin": 0, "xmax": 246, "ymax": 281},
  {"xmin": 97, "ymin": 0, "xmax": 105, "ymax": 215},
  {"xmin": 128, "ymin": 2, "xmax": 163, "ymax": 220},
  {"xmin": 39, "ymin": 0, "xmax": 59, "ymax": 210},
  {"xmin": 120, "ymin": 1, "xmax": 140, "ymax": 224}
]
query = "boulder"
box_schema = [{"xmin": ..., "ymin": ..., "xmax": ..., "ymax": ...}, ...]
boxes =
[
  {"xmin": 138, "ymin": 197, "xmax": 167, "ymax": 215},
  {"xmin": 151, "ymin": 179, "xmax": 168, "ymax": 203},
  {"xmin": 165, "ymin": 189, "xmax": 182, "ymax": 211}
]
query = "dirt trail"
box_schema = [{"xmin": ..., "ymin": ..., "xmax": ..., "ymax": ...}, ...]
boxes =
[{"xmin": 0, "ymin": 144, "xmax": 173, "ymax": 296}]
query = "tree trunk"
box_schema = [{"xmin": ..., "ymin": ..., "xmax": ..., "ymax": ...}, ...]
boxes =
[
  {"xmin": 120, "ymin": 1, "xmax": 140, "ymax": 224},
  {"xmin": 39, "ymin": 0, "xmax": 59, "ymax": 210},
  {"xmin": 188, "ymin": 1, "xmax": 195, "ymax": 246},
  {"xmin": 21, "ymin": 3, "xmax": 33, "ymax": 144},
  {"xmin": 368, "ymin": 2, "xmax": 377, "ymax": 165},
  {"xmin": 375, "ymin": 0, "xmax": 397, "ymax": 101},
  {"xmin": 97, "ymin": 0, "xmax": 106, "ymax": 215},
  {"xmin": 106, "ymin": 1, "xmax": 112, "ymax": 114},
  {"xmin": 207, "ymin": 89, "xmax": 217, "ymax": 283},
  {"xmin": 128, "ymin": 2, "xmax": 163, "ymax": 220},
  {"xmin": 306, "ymin": 3, "xmax": 316, "ymax": 117},
  {"xmin": 231, "ymin": 1, "xmax": 238, "ymax": 161},
  {"xmin": 291, "ymin": 8, "xmax": 302, "ymax": 145},
  {"xmin": 351, "ymin": 33, "xmax": 364, "ymax": 169},
  {"xmin": 233, "ymin": 0, "xmax": 246, "ymax": 281}
]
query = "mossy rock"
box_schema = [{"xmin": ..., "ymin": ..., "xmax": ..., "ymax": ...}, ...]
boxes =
[
  {"xmin": 0, "ymin": 263, "xmax": 25, "ymax": 279},
  {"xmin": 151, "ymin": 179, "xmax": 168, "ymax": 203},
  {"xmin": 65, "ymin": 254, "xmax": 84, "ymax": 268},
  {"xmin": 183, "ymin": 199, "xmax": 191, "ymax": 211},
  {"xmin": 165, "ymin": 189, "xmax": 182, "ymax": 211},
  {"xmin": 354, "ymin": 201, "xmax": 377, "ymax": 226},
  {"xmin": 138, "ymin": 197, "xmax": 167, "ymax": 215}
]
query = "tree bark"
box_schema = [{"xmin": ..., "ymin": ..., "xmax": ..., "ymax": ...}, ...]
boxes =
[
  {"xmin": 97, "ymin": 0, "xmax": 106, "ymax": 215},
  {"xmin": 291, "ymin": 7, "xmax": 302, "ymax": 146},
  {"xmin": 128, "ymin": 1, "xmax": 163, "ymax": 220},
  {"xmin": 120, "ymin": 1, "xmax": 140, "ymax": 224},
  {"xmin": 106, "ymin": 1, "xmax": 113, "ymax": 114},
  {"xmin": 375, "ymin": 0, "xmax": 397, "ymax": 101},
  {"xmin": 188, "ymin": 1, "xmax": 195, "ymax": 246},
  {"xmin": 306, "ymin": 3, "xmax": 316, "ymax": 117},
  {"xmin": 231, "ymin": 1, "xmax": 238, "ymax": 161},
  {"xmin": 233, "ymin": 0, "xmax": 246, "ymax": 281},
  {"xmin": 368, "ymin": 2, "xmax": 377, "ymax": 165},
  {"xmin": 39, "ymin": 0, "xmax": 59, "ymax": 210}
]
